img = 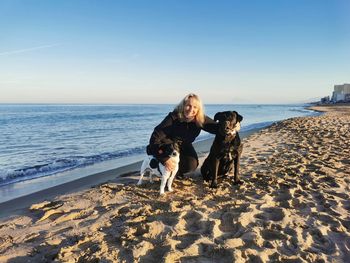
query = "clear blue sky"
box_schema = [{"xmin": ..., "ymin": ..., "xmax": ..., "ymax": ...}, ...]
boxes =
[{"xmin": 1, "ymin": 0, "xmax": 349, "ymax": 104}]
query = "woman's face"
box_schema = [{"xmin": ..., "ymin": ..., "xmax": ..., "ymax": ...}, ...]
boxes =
[{"xmin": 184, "ymin": 97, "xmax": 199, "ymax": 121}]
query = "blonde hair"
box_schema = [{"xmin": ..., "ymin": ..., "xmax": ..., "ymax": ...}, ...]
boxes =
[{"xmin": 175, "ymin": 93, "xmax": 205, "ymax": 127}]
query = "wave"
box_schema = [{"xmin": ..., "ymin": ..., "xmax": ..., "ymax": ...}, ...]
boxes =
[{"xmin": 0, "ymin": 146, "xmax": 146, "ymax": 186}]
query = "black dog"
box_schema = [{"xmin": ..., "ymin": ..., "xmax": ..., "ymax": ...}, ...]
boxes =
[{"xmin": 201, "ymin": 111, "xmax": 243, "ymax": 188}]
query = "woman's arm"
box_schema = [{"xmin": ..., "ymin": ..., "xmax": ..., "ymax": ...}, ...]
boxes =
[{"xmin": 201, "ymin": 115, "xmax": 219, "ymax": 134}]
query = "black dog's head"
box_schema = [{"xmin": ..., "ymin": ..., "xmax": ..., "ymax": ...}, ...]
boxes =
[{"xmin": 214, "ymin": 111, "xmax": 243, "ymax": 137}]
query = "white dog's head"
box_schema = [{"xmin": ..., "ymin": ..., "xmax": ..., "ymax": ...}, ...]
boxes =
[
  {"xmin": 162, "ymin": 143, "xmax": 180, "ymax": 161},
  {"xmin": 161, "ymin": 138, "xmax": 182, "ymax": 157}
]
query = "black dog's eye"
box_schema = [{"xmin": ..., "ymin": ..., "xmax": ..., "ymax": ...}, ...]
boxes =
[{"xmin": 225, "ymin": 120, "xmax": 233, "ymax": 127}]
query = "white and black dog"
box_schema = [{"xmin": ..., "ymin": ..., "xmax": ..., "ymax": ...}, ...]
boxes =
[{"xmin": 137, "ymin": 143, "xmax": 180, "ymax": 195}]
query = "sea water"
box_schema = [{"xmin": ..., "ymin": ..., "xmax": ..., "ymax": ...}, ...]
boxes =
[{"xmin": 0, "ymin": 104, "xmax": 317, "ymax": 201}]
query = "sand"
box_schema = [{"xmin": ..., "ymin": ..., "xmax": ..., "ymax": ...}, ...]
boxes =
[{"xmin": 0, "ymin": 105, "xmax": 349, "ymax": 262}]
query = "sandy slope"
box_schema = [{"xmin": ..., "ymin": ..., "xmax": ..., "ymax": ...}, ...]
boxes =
[{"xmin": 0, "ymin": 105, "xmax": 349, "ymax": 262}]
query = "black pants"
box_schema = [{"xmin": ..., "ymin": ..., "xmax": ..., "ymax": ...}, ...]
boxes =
[{"xmin": 177, "ymin": 143, "xmax": 199, "ymax": 177}]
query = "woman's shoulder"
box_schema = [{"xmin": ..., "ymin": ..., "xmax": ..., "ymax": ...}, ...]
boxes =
[
  {"xmin": 168, "ymin": 110, "xmax": 179, "ymax": 120},
  {"xmin": 156, "ymin": 111, "xmax": 178, "ymax": 128}
]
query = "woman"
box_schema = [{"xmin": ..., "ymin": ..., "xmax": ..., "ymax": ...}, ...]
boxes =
[{"xmin": 147, "ymin": 93, "xmax": 218, "ymax": 178}]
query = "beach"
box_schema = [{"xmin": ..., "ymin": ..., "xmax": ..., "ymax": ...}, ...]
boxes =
[{"xmin": 0, "ymin": 105, "xmax": 349, "ymax": 262}]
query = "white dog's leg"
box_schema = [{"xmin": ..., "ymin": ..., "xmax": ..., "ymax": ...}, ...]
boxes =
[
  {"xmin": 167, "ymin": 168, "xmax": 178, "ymax": 192},
  {"xmin": 137, "ymin": 170, "xmax": 145, "ymax": 185},
  {"xmin": 160, "ymin": 172, "xmax": 170, "ymax": 195},
  {"xmin": 138, "ymin": 157, "xmax": 150, "ymax": 185},
  {"xmin": 149, "ymin": 170, "xmax": 154, "ymax": 184}
]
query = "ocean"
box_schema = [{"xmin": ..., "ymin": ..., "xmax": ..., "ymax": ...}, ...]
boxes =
[{"xmin": 0, "ymin": 104, "xmax": 318, "ymax": 202}]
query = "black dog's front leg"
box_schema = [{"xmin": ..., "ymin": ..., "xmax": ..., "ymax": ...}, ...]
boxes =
[
  {"xmin": 210, "ymin": 158, "xmax": 220, "ymax": 188},
  {"xmin": 232, "ymin": 155, "xmax": 243, "ymax": 185},
  {"xmin": 201, "ymin": 157, "xmax": 210, "ymax": 182}
]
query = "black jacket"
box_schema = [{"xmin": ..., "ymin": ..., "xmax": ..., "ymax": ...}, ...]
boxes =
[{"xmin": 148, "ymin": 111, "xmax": 218, "ymax": 162}]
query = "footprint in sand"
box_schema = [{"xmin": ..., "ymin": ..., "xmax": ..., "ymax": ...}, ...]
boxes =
[
  {"xmin": 183, "ymin": 210, "xmax": 216, "ymax": 238},
  {"xmin": 308, "ymin": 228, "xmax": 336, "ymax": 255},
  {"xmin": 255, "ymin": 207, "xmax": 285, "ymax": 222},
  {"xmin": 316, "ymin": 213, "xmax": 341, "ymax": 229},
  {"xmin": 174, "ymin": 233, "xmax": 202, "ymax": 250},
  {"xmin": 342, "ymin": 200, "xmax": 350, "ymax": 212},
  {"xmin": 151, "ymin": 211, "xmax": 181, "ymax": 227},
  {"xmin": 261, "ymin": 228, "xmax": 287, "ymax": 241},
  {"xmin": 182, "ymin": 243, "xmax": 235, "ymax": 263},
  {"xmin": 274, "ymin": 188, "xmax": 293, "ymax": 208},
  {"xmin": 219, "ymin": 211, "xmax": 246, "ymax": 235},
  {"xmin": 318, "ymin": 175, "xmax": 340, "ymax": 188}
]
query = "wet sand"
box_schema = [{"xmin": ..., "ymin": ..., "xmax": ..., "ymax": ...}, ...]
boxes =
[{"xmin": 0, "ymin": 105, "xmax": 349, "ymax": 262}]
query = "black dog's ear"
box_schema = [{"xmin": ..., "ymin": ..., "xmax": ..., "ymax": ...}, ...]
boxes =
[
  {"xmin": 214, "ymin": 112, "xmax": 224, "ymax": 122},
  {"xmin": 160, "ymin": 143, "xmax": 174, "ymax": 157},
  {"xmin": 233, "ymin": 111, "xmax": 243, "ymax": 122}
]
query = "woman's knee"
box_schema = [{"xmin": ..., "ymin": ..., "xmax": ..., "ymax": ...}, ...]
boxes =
[{"xmin": 179, "ymin": 156, "xmax": 198, "ymax": 173}]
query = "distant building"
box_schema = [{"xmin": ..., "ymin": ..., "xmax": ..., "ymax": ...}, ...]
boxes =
[{"xmin": 331, "ymin": 83, "xmax": 350, "ymax": 102}]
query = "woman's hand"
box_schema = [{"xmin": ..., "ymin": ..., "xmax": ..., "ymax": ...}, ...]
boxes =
[
  {"xmin": 164, "ymin": 158, "xmax": 177, "ymax": 172},
  {"xmin": 235, "ymin": 122, "xmax": 241, "ymax": 132}
]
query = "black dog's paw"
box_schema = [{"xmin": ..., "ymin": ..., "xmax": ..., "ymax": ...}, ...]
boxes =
[
  {"xmin": 202, "ymin": 174, "xmax": 209, "ymax": 182},
  {"xmin": 201, "ymin": 170, "xmax": 210, "ymax": 182},
  {"xmin": 210, "ymin": 181, "xmax": 218, "ymax": 188},
  {"xmin": 233, "ymin": 180, "xmax": 244, "ymax": 186}
]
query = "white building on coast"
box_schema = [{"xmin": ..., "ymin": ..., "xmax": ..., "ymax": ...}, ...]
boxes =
[{"xmin": 331, "ymin": 83, "xmax": 350, "ymax": 102}]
